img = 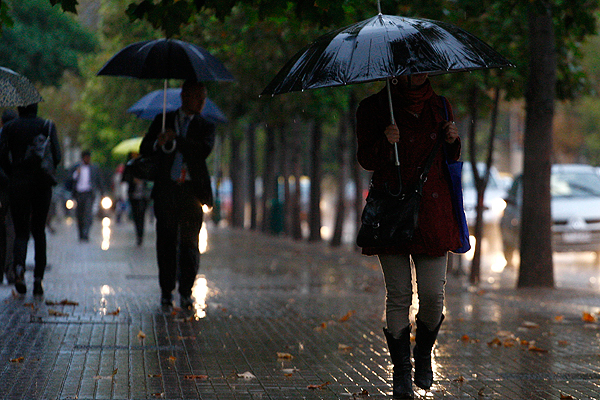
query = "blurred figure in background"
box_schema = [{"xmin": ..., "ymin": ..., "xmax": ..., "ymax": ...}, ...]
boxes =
[
  {"xmin": 122, "ymin": 151, "xmax": 150, "ymax": 246},
  {"xmin": 68, "ymin": 150, "xmax": 104, "ymax": 242},
  {"xmin": 0, "ymin": 109, "xmax": 17, "ymax": 284}
]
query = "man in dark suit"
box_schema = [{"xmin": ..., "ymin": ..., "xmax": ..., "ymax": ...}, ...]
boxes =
[
  {"xmin": 69, "ymin": 150, "xmax": 104, "ymax": 242},
  {"xmin": 140, "ymin": 80, "xmax": 215, "ymax": 309}
]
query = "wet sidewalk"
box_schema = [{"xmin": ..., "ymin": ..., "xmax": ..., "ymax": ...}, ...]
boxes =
[{"xmin": 0, "ymin": 216, "xmax": 599, "ymax": 399}]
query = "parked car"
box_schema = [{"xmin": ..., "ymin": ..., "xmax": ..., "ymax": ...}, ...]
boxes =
[
  {"xmin": 500, "ymin": 164, "xmax": 600, "ymax": 263},
  {"xmin": 461, "ymin": 162, "xmax": 510, "ymax": 228}
]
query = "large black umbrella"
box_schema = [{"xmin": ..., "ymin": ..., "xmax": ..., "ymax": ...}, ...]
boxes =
[
  {"xmin": 0, "ymin": 66, "xmax": 43, "ymax": 107},
  {"xmin": 262, "ymin": 14, "xmax": 513, "ymax": 95},
  {"xmin": 98, "ymin": 39, "xmax": 233, "ymax": 130},
  {"xmin": 261, "ymin": 11, "xmax": 513, "ymax": 164}
]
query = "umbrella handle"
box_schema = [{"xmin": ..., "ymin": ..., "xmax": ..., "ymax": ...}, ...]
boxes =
[{"xmin": 386, "ymin": 78, "xmax": 400, "ymax": 167}]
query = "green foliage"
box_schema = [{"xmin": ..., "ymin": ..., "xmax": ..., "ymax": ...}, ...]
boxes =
[{"xmin": 0, "ymin": 0, "xmax": 96, "ymax": 86}]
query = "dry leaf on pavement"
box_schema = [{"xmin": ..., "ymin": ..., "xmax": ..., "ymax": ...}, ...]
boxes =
[
  {"xmin": 10, "ymin": 357, "xmax": 24, "ymax": 363},
  {"xmin": 339, "ymin": 310, "xmax": 356, "ymax": 322},
  {"xmin": 94, "ymin": 368, "xmax": 118, "ymax": 380},
  {"xmin": 48, "ymin": 309, "xmax": 68, "ymax": 317},
  {"xmin": 237, "ymin": 371, "xmax": 256, "ymax": 379},
  {"xmin": 184, "ymin": 374, "xmax": 208, "ymax": 380},
  {"xmin": 277, "ymin": 352, "xmax": 294, "ymax": 360},
  {"xmin": 307, "ymin": 381, "xmax": 330, "ymax": 390},
  {"xmin": 583, "ymin": 312, "xmax": 597, "ymax": 323}
]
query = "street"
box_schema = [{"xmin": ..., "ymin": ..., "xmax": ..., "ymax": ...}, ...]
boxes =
[{"xmin": 0, "ymin": 214, "xmax": 599, "ymax": 399}]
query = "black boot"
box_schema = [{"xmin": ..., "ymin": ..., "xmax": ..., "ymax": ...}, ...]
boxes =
[
  {"xmin": 14, "ymin": 265, "xmax": 26, "ymax": 294},
  {"xmin": 383, "ymin": 327, "xmax": 414, "ymax": 399},
  {"xmin": 413, "ymin": 315, "xmax": 444, "ymax": 390}
]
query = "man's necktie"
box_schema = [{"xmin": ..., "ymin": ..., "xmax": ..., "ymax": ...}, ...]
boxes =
[{"xmin": 171, "ymin": 115, "xmax": 191, "ymax": 182}]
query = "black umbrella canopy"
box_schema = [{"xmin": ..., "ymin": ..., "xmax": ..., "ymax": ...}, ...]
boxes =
[
  {"xmin": 261, "ymin": 14, "xmax": 514, "ymax": 95},
  {"xmin": 97, "ymin": 39, "xmax": 234, "ymax": 82}
]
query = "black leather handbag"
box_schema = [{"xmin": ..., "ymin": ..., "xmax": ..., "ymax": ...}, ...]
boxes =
[
  {"xmin": 356, "ymin": 140, "xmax": 441, "ymax": 248},
  {"xmin": 126, "ymin": 155, "xmax": 159, "ymax": 181}
]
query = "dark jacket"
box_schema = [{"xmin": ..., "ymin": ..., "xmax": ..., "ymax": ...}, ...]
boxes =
[
  {"xmin": 0, "ymin": 116, "xmax": 61, "ymax": 188},
  {"xmin": 140, "ymin": 110, "xmax": 215, "ymax": 206},
  {"xmin": 356, "ymin": 87, "xmax": 461, "ymax": 256}
]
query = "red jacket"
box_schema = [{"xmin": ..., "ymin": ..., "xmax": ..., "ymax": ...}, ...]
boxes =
[{"xmin": 356, "ymin": 86, "xmax": 461, "ymax": 256}]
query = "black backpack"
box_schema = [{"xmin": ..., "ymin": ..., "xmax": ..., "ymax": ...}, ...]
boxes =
[{"xmin": 23, "ymin": 120, "xmax": 57, "ymax": 186}]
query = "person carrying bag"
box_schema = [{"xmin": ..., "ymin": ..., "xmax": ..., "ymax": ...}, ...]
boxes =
[{"xmin": 355, "ymin": 73, "xmax": 467, "ymax": 399}]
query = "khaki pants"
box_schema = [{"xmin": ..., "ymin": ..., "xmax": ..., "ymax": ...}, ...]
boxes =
[{"xmin": 379, "ymin": 253, "xmax": 447, "ymax": 338}]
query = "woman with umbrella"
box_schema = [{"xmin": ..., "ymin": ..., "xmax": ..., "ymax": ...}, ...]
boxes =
[{"xmin": 356, "ymin": 73, "xmax": 460, "ymax": 398}]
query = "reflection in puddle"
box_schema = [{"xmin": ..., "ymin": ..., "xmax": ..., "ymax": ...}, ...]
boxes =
[
  {"xmin": 101, "ymin": 217, "xmax": 111, "ymax": 250},
  {"xmin": 99, "ymin": 284, "xmax": 112, "ymax": 315},
  {"xmin": 191, "ymin": 275, "xmax": 208, "ymax": 319},
  {"xmin": 199, "ymin": 222, "xmax": 208, "ymax": 254}
]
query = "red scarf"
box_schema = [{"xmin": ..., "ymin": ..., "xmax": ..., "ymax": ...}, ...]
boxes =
[{"xmin": 393, "ymin": 79, "xmax": 434, "ymax": 116}]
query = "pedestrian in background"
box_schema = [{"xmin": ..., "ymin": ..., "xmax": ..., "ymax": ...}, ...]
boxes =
[
  {"xmin": 122, "ymin": 151, "xmax": 150, "ymax": 246},
  {"xmin": 356, "ymin": 73, "xmax": 461, "ymax": 398},
  {"xmin": 140, "ymin": 80, "xmax": 215, "ymax": 309},
  {"xmin": 68, "ymin": 150, "xmax": 104, "ymax": 242},
  {"xmin": 0, "ymin": 109, "xmax": 17, "ymax": 284},
  {"xmin": 0, "ymin": 104, "xmax": 61, "ymax": 295}
]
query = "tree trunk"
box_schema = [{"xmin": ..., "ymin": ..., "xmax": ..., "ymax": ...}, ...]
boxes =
[
  {"xmin": 331, "ymin": 114, "xmax": 349, "ymax": 247},
  {"xmin": 467, "ymin": 86, "xmax": 483, "ymax": 284},
  {"xmin": 230, "ymin": 129, "xmax": 245, "ymax": 228},
  {"xmin": 261, "ymin": 124, "xmax": 279, "ymax": 233},
  {"xmin": 247, "ymin": 122, "xmax": 257, "ymax": 230},
  {"xmin": 518, "ymin": 1, "xmax": 555, "ymax": 288},
  {"xmin": 308, "ymin": 121, "xmax": 322, "ymax": 242},
  {"xmin": 468, "ymin": 86, "xmax": 501, "ymax": 284},
  {"xmin": 289, "ymin": 123, "xmax": 303, "ymax": 240}
]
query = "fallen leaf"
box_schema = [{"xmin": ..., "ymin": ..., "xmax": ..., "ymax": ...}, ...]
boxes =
[
  {"xmin": 583, "ymin": 312, "xmax": 597, "ymax": 323},
  {"xmin": 24, "ymin": 303, "xmax": 35, "ymax": 310},
  {"xmin": 277, "ymin": 352, "xmax": 294, "ymax": 360},
  {"xmin": 352, "ymin": 389, "xmax": 369, "ymax": 397},
  {"xmin": 314, "ymin": 322, "xmax": 327, "ymax": 332},
  {"xmin": 147, "ymin": 374, "xmax": 162, "ymax": 378},
  {"xmin": 282, "ymin": 368, "xmax": 299, "ymax": 375},
  {"xmin": 338, "ymin": 344, "xmax": 352, "ymax": 351},
  {"xmin": 150, "ymin": 393, "xmax": 164, "ymax": 398},
  {"xmin": 452, "ymin": 375, "xmax": 465, "ymax": 382},
  {"xmin": 339, "ymin": 311, "xmax": 356, "ymax": 322},
  {"xmin": 487, "ymin": 338, "xmax": 502, "ymax": 347},
  {"xmin": 138, "ymin": 331, "xmax": 146, "ymax": 340},
  {"xmin": 521, "ymin": 321, "xmax": 539, "ymax": 329},
  {"xmin": 528, "ymin": 344, "xmax": 548, "ymax": 353},
  {"xmin": 184, "ymin": 374, "xmax": 208, "ymax": 380},
  {"xmin": 48, "ymin": 309, "xmax": 69, "ymax": 317},
  {"xmin": 94, "ymin": 368, "xmax": 118, "ymax": 380},
  {"xmin": 107, "ymin": 307, "xmax": 120, "ymax": 316},
  {"xmin": 168, "ymin": 356, "xmax": 177, "ymax": 362},
  {"xmin": 10, "ymin": 357, "xmax": 24, "ymax": 363},
  {"xmin": 307, "ymin": 381, "xmax": 331, "ymax": 390},
  {"xmin": 560, "ymin": 393, "xmax": 575, "ymax": 399},
  {"xmin": 558, "ymin": 340, "xmax": 569, "ymax": 346},
  {"xmin": 237, "ymin": 371, "xmax": 256, "ymax": 379},
  {"xmin": 45, "ymin": 299, "xmax": 78, "ymax": 306},
  {"xmin": 554, "ymin": 315, "xmax": 564, "ymax": 322}
]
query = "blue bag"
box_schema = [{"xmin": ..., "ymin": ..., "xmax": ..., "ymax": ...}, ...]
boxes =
[{"xmin": 441, "ymin": 97, "xmax": 471, "ymax": 254}]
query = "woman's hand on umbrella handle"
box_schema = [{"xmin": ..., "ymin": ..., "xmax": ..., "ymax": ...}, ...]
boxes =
[
  {"xmin": 384, "ymin": 124, "xmax": 399, "ymax": 144},
  {"xmin": 443, "ymin": 121, "xmax": 458, "ymax": 144}
]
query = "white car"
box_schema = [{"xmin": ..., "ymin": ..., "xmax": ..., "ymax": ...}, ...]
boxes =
[
  {"xmin": 500, "ymin": 164, "xmax": 600, "ymax": 262},
  {"xmin": 461, "ymin": 162, "xmax": 510, "ymax": 228}
]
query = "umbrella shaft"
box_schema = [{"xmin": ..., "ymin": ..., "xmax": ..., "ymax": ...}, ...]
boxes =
[{"xmin": 386, "ymin": 79, "xmax": 400, "ymax": 167}]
